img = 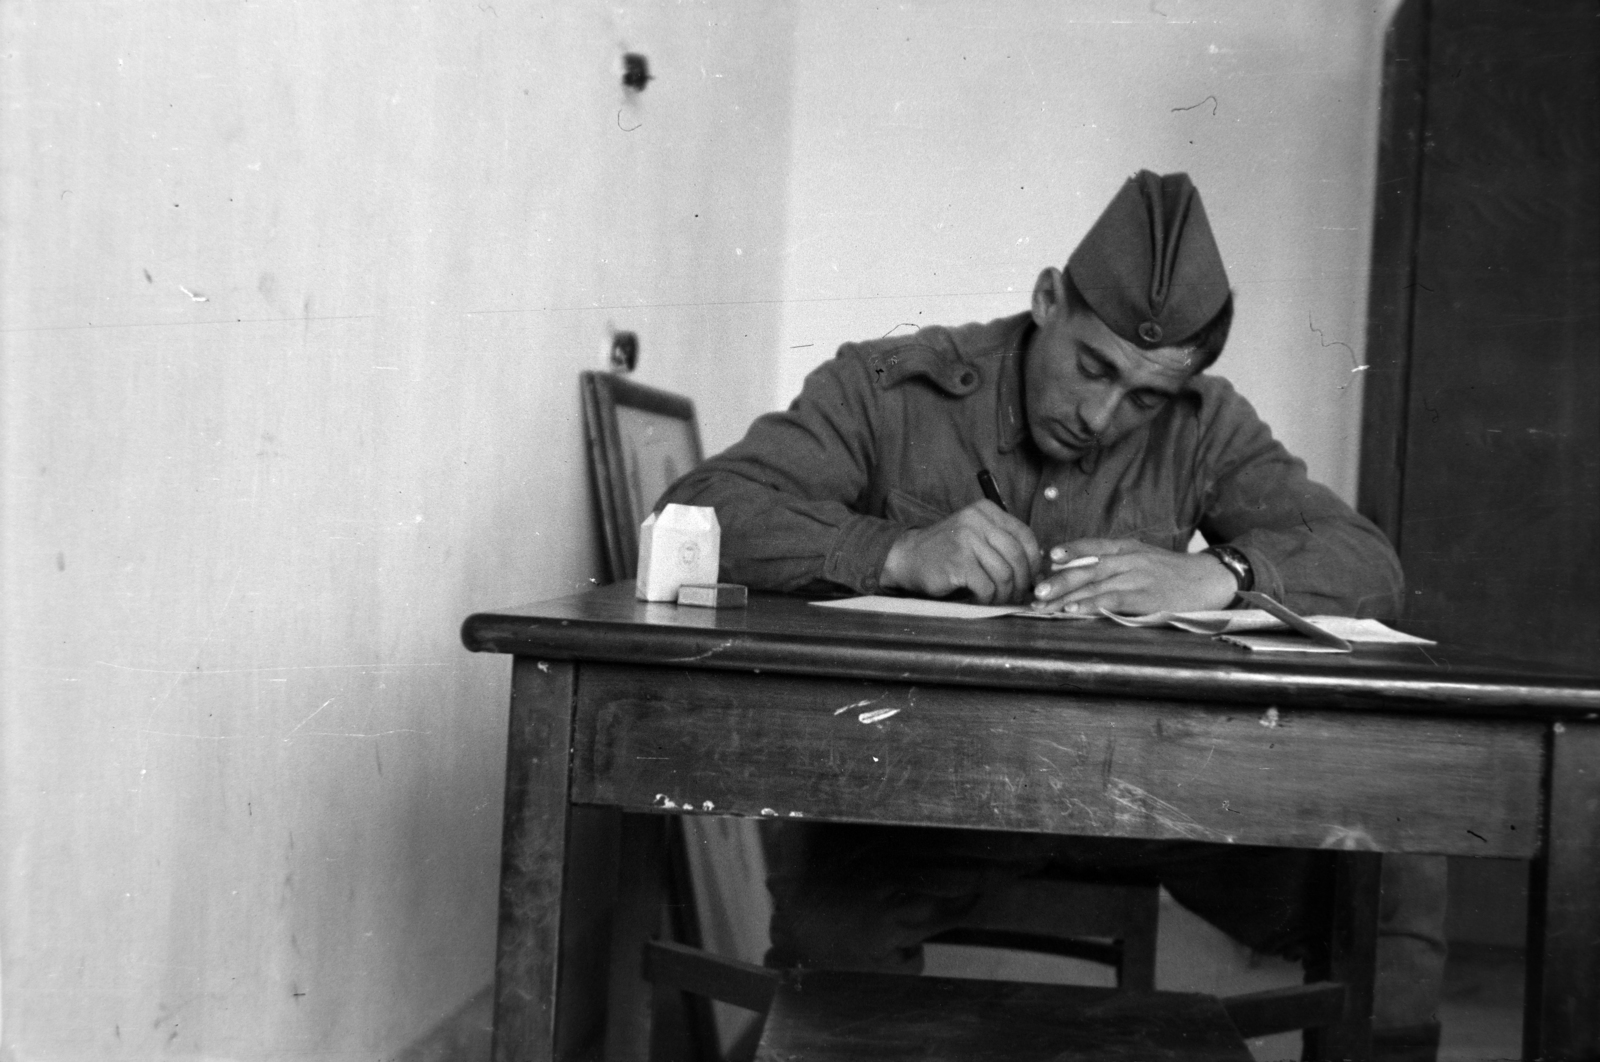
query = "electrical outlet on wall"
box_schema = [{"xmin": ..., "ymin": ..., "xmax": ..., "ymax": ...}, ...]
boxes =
[{"xmin": 608, "ymin": 330, "xmax": 638, "ymax": 373}]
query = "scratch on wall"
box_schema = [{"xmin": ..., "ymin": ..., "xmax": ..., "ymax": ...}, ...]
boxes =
[
  {"xmin": 282, "ymin": 698, "xmax": 334, "ymax": 742},
  {"xmin": 1171, "ymin": 94, "xmax": 1219, "ymax": 115},
  {"xmin": 1308, "ymin": 315, "xmax": 1370, "ymax": 389}
]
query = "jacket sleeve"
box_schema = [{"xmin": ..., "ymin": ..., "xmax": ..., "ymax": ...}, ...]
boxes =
[
  {"xmin": 656, "ymin": 348, "xmax": 907, "ymax": 594},
  {"xmin": 1193, "ymin": 383, "xmax": 1404, "ymax": 619}
]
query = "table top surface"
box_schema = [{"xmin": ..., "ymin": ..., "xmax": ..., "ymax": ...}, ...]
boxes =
[{"xmin": 462, "ymin": 583, "xmax": 1600, "ymax": 719}]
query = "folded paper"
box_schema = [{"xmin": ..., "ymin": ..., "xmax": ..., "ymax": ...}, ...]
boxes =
[{"xmin": 636, "ymin": 504, "xmax": 721, "ymax": 602}]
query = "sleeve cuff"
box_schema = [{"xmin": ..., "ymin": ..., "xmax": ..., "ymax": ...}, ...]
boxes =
[{"xmin": 823, "ymin": 513, "xmax": 910, "ymax": 594}]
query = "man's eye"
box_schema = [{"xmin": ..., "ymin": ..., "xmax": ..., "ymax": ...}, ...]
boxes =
[
  {"xmin": 1078, "ymin": 357, "xmax": 1108, "ymax": 380},
  {"xmin": 1131, "ymin": 392, "xmax": 1165, "ymax": 411}
]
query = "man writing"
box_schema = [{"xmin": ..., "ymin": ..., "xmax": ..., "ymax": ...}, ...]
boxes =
[{"xmin": 659, "ymin": 171, "xmax": 1443, "ymax": 1059}]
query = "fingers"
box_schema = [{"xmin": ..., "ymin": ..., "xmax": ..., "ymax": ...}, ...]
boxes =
[
  {"xmin": 966, "ymin": 535, "xmax": 1028, "ymax": 604},
  {"xmin": 1043, "ymin": 554, "xmax": 1203, "ymax": 615},
  {"xmin": 950, "ymin": 529, "xmax": 1026, "ymax": 604},
  {"xmin": 883, "ymin": 503, "xmax": 1040, "ymax": 603},
  {"xmin": 1034, "ymin": 537, "xmax": 1158, "ymax": 610},
  {"xmin": 1037, "ymin": 570, "xmax": 1152, "ymax": 616},
  {"xmin": 972, "ymin": 502, "xmax": 1042, "ymax": 577},
  {"xmin": 1058, "ymin": 567, "xmax": 1147, "ymax": 613},
  {"xmin": 1033, "ymin": 552, "xmax": 1133, "ymax": 608},
  {"xmin": 1031, "ymin": 543, "xmax": 1238, "ymax": 615},
  {"xmin": 961, "ymin": 503, "xmax": 1040, "ymax": 602},
  {"xmin": 1047, "ymin": 537, "xmax": 1152, "ymax": 567}
]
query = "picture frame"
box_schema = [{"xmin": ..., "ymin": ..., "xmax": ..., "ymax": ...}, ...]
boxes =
[{"xmin": 580, "ymin": 371, "xmax": 705, "ymax": 583}]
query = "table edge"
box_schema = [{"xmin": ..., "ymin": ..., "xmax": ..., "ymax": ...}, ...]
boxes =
[{"xmin": 461, "ymin": 612, "xmax": 1600, "ymax": 720}]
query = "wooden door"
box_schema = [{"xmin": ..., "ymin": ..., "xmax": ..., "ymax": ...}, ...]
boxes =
[{"xmin": 1360, "ymin": 0, "xmax": 1599, "ymax": 671}]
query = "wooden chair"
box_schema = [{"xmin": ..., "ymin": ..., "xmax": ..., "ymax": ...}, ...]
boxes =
[
  {"xmin": 641, "ymin": 938, "xmax": 1355, "ymax": 1061},
  {"xmin": 643, "ymin": 882, "xmax": 1369, "ymax": 1055},
  {"xmin": 579, "ymin": 370, "xmax": 1380, "ymax": 1060},
  {"xmin": 647, "ymin": 943, "xmax": 1259, "ymax": 1061},
  {"xmin": 926, "ymin": 869, "xmax": 1160, "ymax": 993}
]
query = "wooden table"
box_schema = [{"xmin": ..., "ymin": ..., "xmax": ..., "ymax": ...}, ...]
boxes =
[{"xmin": 462, "ymin": 583, "xmax": 1600, "ymax": 1062}]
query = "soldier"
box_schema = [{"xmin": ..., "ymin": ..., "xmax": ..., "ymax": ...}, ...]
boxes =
[{"xmin": 661, "ymin": 171, "xmax": 1445, "ymax": 1060}]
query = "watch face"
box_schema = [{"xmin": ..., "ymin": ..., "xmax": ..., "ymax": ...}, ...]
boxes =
[{"xmin": 1208, "ymin": 547, "xmax": 1252, "ymax": 592}]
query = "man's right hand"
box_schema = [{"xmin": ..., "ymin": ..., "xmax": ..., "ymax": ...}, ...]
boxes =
[{"xmin": 879, "ymin": 501, "xmax": 1042, "ymax": 605}]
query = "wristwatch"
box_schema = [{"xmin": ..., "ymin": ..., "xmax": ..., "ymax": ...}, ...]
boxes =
[{"xmin": 1203, "ymin": 545, "xmax": 1255, "ymax": 594}]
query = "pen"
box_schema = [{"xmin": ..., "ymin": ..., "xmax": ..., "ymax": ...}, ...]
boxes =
[{"xmin": 976, "ymin": 469, "xmax": 1007, "ymax": 513}]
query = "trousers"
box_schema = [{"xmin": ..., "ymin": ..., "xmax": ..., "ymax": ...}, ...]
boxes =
[{"xmin": 762, "ymin": 822, "xmax": 1447, "ymax": 1033}]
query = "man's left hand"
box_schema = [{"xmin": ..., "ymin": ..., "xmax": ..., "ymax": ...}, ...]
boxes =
[{"xmin": 1031, "ymin": 538, "xmax": 1238, "ymax": 615}]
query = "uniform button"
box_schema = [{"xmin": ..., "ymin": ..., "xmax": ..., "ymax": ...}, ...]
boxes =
[{"xmin": 1043, "ymin": 485, "xmax": 1059, "ymax": 501}]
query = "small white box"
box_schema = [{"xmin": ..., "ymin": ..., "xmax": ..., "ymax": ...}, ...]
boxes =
[
  {"xmin": 677, "ymin": 583, "xmax": 748, "ymax": 609},
  {"xmin": 636, "ymin": 504, "xmax": 721, "ymax": 602}
]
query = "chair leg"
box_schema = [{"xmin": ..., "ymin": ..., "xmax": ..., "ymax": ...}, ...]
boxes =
[
  {"xmin": 1117, "ymin": 887, "xmax": 1161, "ymax": 992},
  {"xmin": 1303, "ymin": 852, "xmax": 1382, "ymax": 1062},
  {"xmin": 605, "ymin": 814, "xmax": 668, "ymax": 1062},
  {"xmin": 605, "ymin": 816, "xmax": 725, "ymax": 1062},
  {"xmin": 661, "ymin": 817, "xmax": 723, "ymax": 1061},
  {"xmin": 724, "ymin": 1014, "xmax": 767, "ymax": 1062},
  {"xmin": 640, "ymin": 942, "xmax": 779, "ymax": 1062}
]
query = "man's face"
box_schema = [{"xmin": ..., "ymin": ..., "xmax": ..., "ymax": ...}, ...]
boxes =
[{"xmin": 1024, "ymin": 268, "xmax": 1198, "ymax": 463}]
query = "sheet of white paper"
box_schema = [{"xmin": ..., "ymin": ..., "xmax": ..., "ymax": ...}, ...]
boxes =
[
  {"xmin": 811, "ymin": 597, "xmax": 1436, "ymax": 643},
  {"xmin": 811, "ymin": 595, "xmax": 1024, "ymax": 620},
  {"xmin": 1302, "ymin": 616, "xmax": 1436, "ymax": 645}
]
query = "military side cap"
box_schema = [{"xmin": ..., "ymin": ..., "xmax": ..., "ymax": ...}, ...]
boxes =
[{"xmin": 1066, "ymin": 170, "xmax": 1230, "ymax": 349}]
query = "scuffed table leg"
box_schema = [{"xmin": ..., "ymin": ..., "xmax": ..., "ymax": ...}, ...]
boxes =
[
  {"xmin": 1524, "ymin": 720, "xmax": 1600, "ymax": 1062},
  {"xmin": 492, "ymin": 658, "xmax": 581, "ymax": 1062}
]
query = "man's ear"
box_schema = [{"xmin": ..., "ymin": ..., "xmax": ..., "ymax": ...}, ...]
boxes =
[{"xmin": 1031, "ymin": 267, "xmax": 1066, "ymax": 326}]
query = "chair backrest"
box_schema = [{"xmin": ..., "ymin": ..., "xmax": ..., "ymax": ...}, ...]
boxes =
[{"xmin": 580, "ymin": 371, "xmax": 705, "ymax": 583}]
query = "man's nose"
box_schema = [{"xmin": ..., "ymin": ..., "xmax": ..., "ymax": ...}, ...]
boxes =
[{"xmin": 1082, "ymin": 389, "xmax": 1120, "ymax": 437}]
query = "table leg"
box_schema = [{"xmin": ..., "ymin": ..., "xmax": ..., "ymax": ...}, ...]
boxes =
[
  {"xmin": 492, "ymin": 658, "xmax": 581, "ymax": 1062},
  {"xmin": 1305, "ymin": 851, "xmax": 1381, "ymax": 1062},
  {"xmin": 1524, "ymin": 720, "xmax": 1600, "ymax": 1062}
]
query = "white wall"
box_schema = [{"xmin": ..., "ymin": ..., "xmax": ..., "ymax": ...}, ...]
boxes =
[
  {"xmin": 776, "ymin": 0, "xmax": 1394, "ymax": 501},
  {"xmin": 0, "ymin": 3, "xmax": 794, "ymax": 1058},
  {"xmin": 2, "ymin": 3, "xmax": 1397, "ymax": 1057}
]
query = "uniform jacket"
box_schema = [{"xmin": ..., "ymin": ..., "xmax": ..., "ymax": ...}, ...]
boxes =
[{"xmin": 660, "ymin": 313, "xmax": 1403, "ymax": 618}]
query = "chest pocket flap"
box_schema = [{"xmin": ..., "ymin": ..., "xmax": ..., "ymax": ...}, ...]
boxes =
[{"xmin": 868, "ymin": 343, "xmax": 982, "ymax": 397}]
